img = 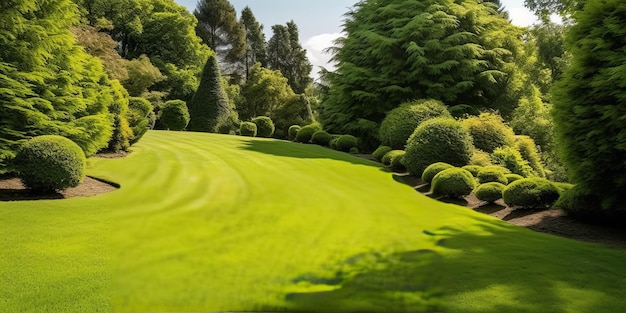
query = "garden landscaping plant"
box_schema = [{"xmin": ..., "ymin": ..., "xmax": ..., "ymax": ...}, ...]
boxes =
[
  {"xmin": 372, "ymin": 145, "xmax": 393, "ymax": 162},
  {"xmin": 422, "ymin": 162, "xmax": 454, "ymax": 184},
  {"xmin": 288, "ymin": 125, "xmax": 301, "ymax": 141},
  {"xmin": 502, "ymin": 177, "xmax": 560, "ymax": 209},
  {"xmin": 311, "ymin": 131, "xmax": 332, "ymax": 146},
  {"xmin": 239, "ymin": 122, "xmax": 257, "ymax": 137},
  {"xmin": 159, "ymin": 100, "xmax": 190, "ymax": 131},
  {"xmin": 251, "ymin": 116, "xmax": 275, "ymax": 138},
  {"xmin": 431, "ymin": 167, "xmax": 476, "ymax": 198},
  {"xmin": 295, "ymin": 123, "xmax": 322, "ymax": 143},
  {"xmin": 474, "ymin": 182, "xmax": 506, "ymax": 203}
]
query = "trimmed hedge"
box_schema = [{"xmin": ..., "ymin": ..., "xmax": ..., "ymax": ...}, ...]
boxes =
[
  {"xmin": 251, "ymin": 116, "xmax": 275, "ymax": 138},
  {"xmin": 296, "ymin": 123, "xmax": 323, "ymax": 143},
  {"xmin": 159, "ymin": 100, "xmax": 190, "ymax": 131},
  {"xmin": 14, "ymin": 135, "xmax": 86, "ymax": 191},
  {"xmin": 239, "ymin": 122, "xmax": 257, "ymax": 137},
  {"xmin": 335, "ymin": 135, "xmax": 358, "ymax": 152},
  {"xmin": 431, "ymin": 167, "xmax": 476, "ymax": 198},
  {"xmin": 311, "ymin": 131, "xmax": 332, "ymax": 146},
  {"xmin": 382, "ymin": 150, "xmax": 405, "ymax": 166},
  {"xmin": 477, "ymin": 167, "xmax": 508, "ymax": 185},
  {"xmin": 475, "ymin": 182, "xmax": 506, "ymax": 203},
  {"xmin": 422, "ymin": 162, "xmax": 454, "ymax": 184},
  {"xmin": 462, "ymin": 165, "xmax": 483, "ymax": 177},
  {"xmin": 504, "ymin": 173, "xmax": 523, "ymax": 185},
  {"xmin": 372, "ymin": 145, "xmax": 393, "ymax": 161},
  {"xmin": 462, "ymin": 112, "xmax": 515, "ymax": 153},
  {"xmin": 390, "ymin": 152, "xmax": 406, "ymax": 171},
  {"xmin": 502, "ymin": 178, "xmax": 560, "ymax": 209},
  {"xmin": 379, "ymin": 99, "xmax": 450, "ymax": 149},
  {"xmin": 288, "ymin": 125, "xmax": 301, "ymax": 141}
]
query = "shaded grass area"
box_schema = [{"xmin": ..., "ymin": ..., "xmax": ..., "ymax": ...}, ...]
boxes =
[{"xmin": 1, "ymin": 131, "xmax": 625, "ymax": 312}]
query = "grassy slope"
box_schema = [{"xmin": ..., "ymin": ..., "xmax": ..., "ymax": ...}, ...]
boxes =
[{"xmin": 1, "ymin": 131, "xmax": 624, "ymax": 312}]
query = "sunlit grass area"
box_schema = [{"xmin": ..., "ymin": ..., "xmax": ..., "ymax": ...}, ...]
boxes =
[{"xmin": 1, "ymin": 131, "xmax": 625, "ymax": 312}]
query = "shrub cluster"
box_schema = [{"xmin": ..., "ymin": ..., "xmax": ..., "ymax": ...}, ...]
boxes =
[
  {"xmin": 288, "ymin": 125, "xmax": 301, "ymax": 141},
  {"xmin": 311, "ymin": 130, "xmax": 332, "ymax": 146},
  {"xmin": 159, "ymin": 100, "xmax": 190, "ymax": 131},
  {"xmin": 474, "ymin": 182, "xmax": 506, "ymax": 203},
  {"xmin": 127, "ymin": 97, "xmax": 154, "ymax": 144},
  {"xmin": 461, "ymin": 165, "xmax": 483, "ymax": 177},
  {"xmin": 462, "ymin": 112, "xmax": 515, "ymax": 153},
  {"xmin": 381, "ymin": 150, "xmax": 405, "ymax": 166},
  {"xmin": 379, "ymin": 99, "xmax": 451, "ymax": 149},
  {"xmin": 251, "ymin": 116, "xmax": 275, "ymax": 138},
  {"xmin": 296, "ymin": 123, "xmax": 323, "ymax": 143},
  {"xmin": 504, "ymin": 173, "xmax": 523, "ymax": 185},
  {"xmin": 422, "ymin": 162, "xmax": 454, "ymax": 184},
  {"xmin": 372, "ymin": 145, "xmax": 393, "ymax": 162},
  {"xmin": 491, "ymin": 146, "xmax": 534, "ymax": 178},
  {"xmin": 515, "ymin": 135, "xmax": 545, "ymax": 177},
  {"xmin": 477, "ymin": 167, "xmax": 508, "ymax": 185},
  {"xmin": 431, "ymin": 167, "xmax": 476, "ymax": 198},
  {"xmin": 335, "ymin": 135, "xmax": 358, "ymax": 152},
  {"xmin": 502, "ymin": 178, "xmax": 560, "ymax": 209},
  {"xmin": 239, "ymin": 122, "xmax": 257, "ymax": 137},
  {"xmin": 555, "ymin": 185, "xmax": 611, "ymax": 222},
  {"xmin": 390, "ymin": 152, "xmax": 406, "ymax": 171}
]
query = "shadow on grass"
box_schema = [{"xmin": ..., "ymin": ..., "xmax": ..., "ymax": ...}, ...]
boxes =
[
  {"xmin": 474, "ymin": 202, "xmax": 507, "ymax": 215},
  {"xmin": 0, "ymin": 188, "xmax": 64, "ymax": 201},
  {"xmin": 240, "ymin": 139, "xmax": 380, "ymax": 167}
]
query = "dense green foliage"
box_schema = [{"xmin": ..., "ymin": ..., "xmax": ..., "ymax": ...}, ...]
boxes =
[
  {"xmin": 462, "ymin": 112, "xmax": 515, "ymax": 153},
  {"xmin": 390, "ymin": 152, "xmax": 406, "ymax": 171},
  {"xmin": 477, "ymin": 168, "xmax": 508, "ymax": 185},
  {"xmin": 474, "ymin": 182, "xmax": 506, "ymax": 203},
  {"xmin": 127, "ymin": 97, "xmax": 154, "ymax": 144},
  {"xmin": 271, "ymin": 94, "xmax": 313, "ymax": 139},
  {"xmin": 491, "ymin": 146, "xmax": 535, "ymax": 177},
  {"xmin": 555, "ymin": 184, "xmax": 615, "ymax": 222},
  {"xmin": 239, "ymin": 121, "xmax": 257, "ymax": 137},
  {"xmin": 551, "ymin": 0, "xmax": 626, "ymax": 212},
  {"xmin": 469, "ymin": 150, "xmax": 492, "ymax": 167},
  {"xmin": 510, "ymin": 86, "xmax": 554, "ymax": 151},
  {"xmin": 266, "ymin": 22, "xmax": 312, "ymax": 94},
  {"xmin": 372, "ymin": 146, "xmax": 393, "ymax": 162},
  {"xmin": 287, "ymin": 125, "xmax": 301, "ymax": 141},
  {"xmin": 251, "ymin": 116, "xmax": 275, "ymax": 138},
  {"xmin": 431, "ymin": 167, "xmax": 476, "ymax": 198},
  {"xmin": 334, "ymin": 135, "xmax": 358, "ymax": 152},
  {"xmin": 194, "ymin": 0, "xmax": 245, "ymax": 66},
  {"xmin": 295, "ymin": 123, "xmax": 322, "ymax": 143},
  {"xmin": 188, "ymin": 54, "xmax": 231, "ymax": 132},
  {"xmin": 404, "ymin": 118, "xmax": 474, "ymax": 176},
  {"xmin": 159, "ymin": 100, "xmax": 190, "ymax": 131},
  {"xmin": 504, "ymin": 173, "xmax": 524, "ymax": 185},
  {"xmin": 381, "ymin": 150, "xmax": 405, "ymax": 167},
  {"xmin": 240, "ymin": 6, "xmax": 266, "ymax": 79},
  {"xmin": 515, "ymin": 135, "xmax": 545, "ymax": 178},
  {"xmin": 379, "ymin": 99, "xmax": 450, "ymax": 149},
  {"xmin": 13, "ymin": 135, "xmax": 86, "ymax": 191},
  {"xmin": 422, "ymin": 162, "xmax": 454, "ymax": 184},
  {"xmin": 311, "ymin": 131, "xmax": 332, "ymax": 146},
  {"xmin": 503, "ymin": 177, "xmax": 560, "ymax": 209},
  {"xmin": 239, "ymin": 63, "xmax": 295, "ymax": 121},
  {"xmin": 462, "ymin": 165, "xmax": 483, "ymax": 177}
]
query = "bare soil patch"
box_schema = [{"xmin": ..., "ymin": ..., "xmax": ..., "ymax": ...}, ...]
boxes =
[{"xmin": 0, "ymin": 176, "xmax": 118, "ymax": 201}]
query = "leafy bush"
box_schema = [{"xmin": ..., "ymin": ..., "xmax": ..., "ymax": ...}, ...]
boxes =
[
  {"xmin": 251, "ymin": 116, "xmax": 275, "ymax": 138},
  {"xmin": 483, "ymin": 165, "xmax": 511, "ymax": 174},
  {"xmin": 462, "ymin": 165, "xmax": 483, "ymax": 177},
  {"xmin": 553, "ymin": 182, "xmax": 574, "ymax": 193},
  {"xmin": 462, "ymin": 112, "xmax": 515, "ymax": 153},
  {"xmin": 431, "ymin": 168, "xmax": 477, "ymax": 198},
  {"xmin": 14, "ymin": 135, "xmax": 86, "ymax": 191},
  {"xmin": 126, "ymin": 97, "xmax": 153, "ymax": 144},
  {"xmin": 390, "ymin": 152, "xmax": 406, "ymax": 171},
  {"xmin": 422, "ymin": 162, "xmax": 454, "ymax": 184},
  {"xmin": 475, "ymin": 182, "xmax": 506, "ymax": 203},
  {"xmin": 239, "ymin": 122, "xmax": 257, "ymax": 137},
  {"xmin": 382, "ymin": 150, "xmax": 405, "ymax": 166},
  {"xmin": 329, "ymin": 134, "xmax": 342, "ymax": 150},
  {"xmin": 502, "ymin": 178, "xmax": 560, "ymax": 209},
  {"xmin": 491, "ymin": 146, "xmax": 534, "ymax": 178},
  {"xmin": 107, "ymin": 115, "xmax": 133, "ymax": 152},
  {"xmin": 469, "ymin": 149, "xmax": 492, "ymax": 166},
  {"xmin": 477, "ymin": 167, "xmax": 508, "ymax": 185},
  {"xmin": 404, "ymin": 118, "xmax": 474, "ymax": 176},
  {"xmin": 159, "ymin": 100, "xmax": 190, "ymax": 131},
  {"xmin": 515, "ymin": 135, "xmax": 545, "ymax": 177},
  {"xmin": 295, "ymin": 123, "xmax": 323, "ymax": 143},
  {"xmin": 372, "ymin": 145, "xmax": 393, "ymax": 162},
  {"xmin": 65, "ymin": 115, "xmax": 114, "ymax": 157},
  {"xmin": 311, "ymin": 130, "xmax": 332, "ymax": 146},
  {"xmin": 288, "ymin": 125, "xmax": 301, "ymax": 141},
  {"xmin": 554, "ymin": 185, "xmax": 621, "ymax": 222},
  {"xmin": 349, "ymin": 147, "xmax": 360, "ymax": 154},
  {"xmin": 379, "ymin": 99, "xmax": 450, "ymax": 149},
  {"xmin": 504, "ymin": 173, "xmax": 523, "ymax": 185},
  {"xmin": 335, "ymin": 135, "xmax": 358, "ymax": 152}
]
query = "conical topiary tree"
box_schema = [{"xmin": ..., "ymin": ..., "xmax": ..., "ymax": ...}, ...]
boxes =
[{"xmin": 188, "ymin": 53, "xmax": 230, "ymax": 132}]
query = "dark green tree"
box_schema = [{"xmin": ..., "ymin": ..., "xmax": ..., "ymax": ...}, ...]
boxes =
[
  {"xmin": 551, "ymin": 0, "xmax": 626, "ymax": 213},
  {"xmin": 194, "ymin": 0, "xmax": 245, "ymax": 66},
  {"xmin": 266, "ymin": 21, "xmax": 313, "ymax": 94},
  {"xmin": 238, "ymin": 63, "xmax": 295, "ymax": 121},
  {"xmin": 188, "ymin": 54, "xmax": 231, "ymax": 132},
  {"xmin": 240, "ymin": 6, "xmax": 266, "ymax": 80}
]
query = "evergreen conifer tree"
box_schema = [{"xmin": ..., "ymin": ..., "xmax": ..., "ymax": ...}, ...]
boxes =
[{"xmin": 188, "ymin": 54, "xmax": 231, "ymax": 132}]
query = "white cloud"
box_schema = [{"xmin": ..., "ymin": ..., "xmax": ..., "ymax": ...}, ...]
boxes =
[
  {"xmin": 302, "ymin": 33, "xmax": 343, "ymax": 81},
  {"xmin": 508, "ymin": 7, "xmax": 539, "ymax": 27}
]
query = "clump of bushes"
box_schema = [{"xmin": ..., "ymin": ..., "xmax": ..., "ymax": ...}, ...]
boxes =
[
  {"xmin": 462, "ymin": 165, "xmax": 483, "ymax": 177},
  {"xmin": 372, "ymin": 145, "xmax": 393, "ymax": 162},
  {"xmin": 295, "ymin": 123, "xmax": 323, "ymax": 143},
  {"xmin": 379, "ymin": 99, "xmax": 451, "ymax": 149},
  {"xmin": 469, "ymin": 149, "xmax": 492, "ymax": 166},
  {"xmin": 13, "ymin": 135, "xmax": 86, "ymax": 191},
  {"xmin": 311, "ymin": 130, "xmax": 332, "ymax": 146},
  {"xmin": 477, "ymin": 167, "xmax": 508, "ymax": 185},
  {"xmin": 491, "ymin": 146, "xmax": 534, "ymax": 177},
  {"xmin": 288, "ymin": 125, "xmax": 301, "ymax": 141},
  {"xmin": 555, "ymin": 185, "xmax": 610, "ymax": 222},
  {"xmin": 251, "ymin": 116, "xmax": 275, "ymax": 138},
  {"xmin": 335, "ymin": 135, "xmax": 358, "ymax": 152},
  {"xmin": 381, "ymin": 150, "xmax": 405, "ymax": 166},
  {"xmin": 422, "ymin": 162, "xmax": 454, "ymax": 184},
  {"xmin": 239, "ymin": 122, "xmax": 257, "ymax": 137},
  {"xmin": 329, "ymin": 134, "xmax": 342, "ymax": 150},
  {"xmin": 390, "ymin": 152, "xmax": 406, "ymax": 171},
  {"xmin": 462, "ymin": 112, "xmax": 515, "ymax": 153},
  {"xmin": 515, "ymin": 135, "xmax": 545, "ymax": 177},
  {"xmin": 404, "ymin": 118, "xmax": 474, "ymax": 176},
  {"xmin": 349, "ymin": 147, "xmax": 360, "ymax": 154},
  {"xmin": 159, "ymin": 100, "xmax": 190, "ymax": 131},
  {"xmin": 475, "ymin": 182, "xmax": 506, "ymax": 203},
  {"xmin": 504, "ymin": 173, "xmax": 523, "ymax": 185},
  {"xmin": 431, "ymin": 167, "xmax": 476, "ymax": 198},
  {"xmin": 126, "ymin": 97, "xmax": 153, "ymax": 144},
  {"xmin": 502, "ymin": 178, "xmax": 560, "ymax": 209}
]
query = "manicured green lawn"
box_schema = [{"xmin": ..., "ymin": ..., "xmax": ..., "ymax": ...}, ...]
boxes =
[{"xmin": 1, "ymin": 130, "xmax": 625, "ymax": 312}]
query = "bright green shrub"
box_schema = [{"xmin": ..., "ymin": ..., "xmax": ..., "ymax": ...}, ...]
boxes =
[
  {"xmin": 379, "ymin": 99, "xmax": 451, "ymax": 149},
  {"xmin": 239, "ymin": 122, "xmax": 257, "ymax": 137},
  {"xmin": 107, "ymin": 115, "xmax": 133, "ymax": 152},
  {"xmin": 65, "ymin": 115, "xmax": 114, "ymax": 157},
  {"xmin": 475, "ymin": 182, "xmax": 506, "ymax": 203},
  {"xmin": 288, "ymin": 125, "xmax": 301, "ymax": 141},
  {"xmin": 382, "ymin": 150, "xmax": 404, "ymax": 166},
  {"xmin": 13, "ymin": 135, "xmax": 86, "ymax": 191},
  {"xmin": 477, "ymin": 168, "xmax": 508, "ymax": 185},
  {"xmin": 515, "ymin": 135, "xmax": 545, "ymax": 178},
  {"xmin": 491, "ymin": 146, "xmax": 534, "ymax": 177},
  {"xmin": 431, "ymin": 168, "xmax": 476, "ymax": 198},
  {"xmin": 469, "ymin": 149, "xmax": 492, "ymax": 166},
  {"xmin": 553, "ymin": 182, "xmax": 575, "ymax": 193},
  {"xmin": 502, "ymin": 178, "xmax": 560, "ymax": 209},
  {"xmin": 251, "ymin": 116, "xmax": 275, "ymax": 138},
  {"xmin": 404, "ymin": 118, "xmax": 474, "ymax": 176},
  {"xmin": 311, "ymin": 131, "xmax": 332, "ymax": 146},
  {"xmin": 335, "ymin": 135, "xmax": 358, "ymax": 152},
  {"xmin": 462, "ymin": 112, "xmax": 515, "ymax": 153},
  {"xmin": 126, "ymin": 97, "xmax": 153, "ymax": 144},
  {"xmin": 349, "ymin": 147, "xmax": 360, "ymax": 154},
  {"xmin": 295, "ymin": 123, "xmax": 323, "ymax": 143},
  {"xmin": 483, "ymin": 165, "xmax": 511, "ymax": 174},
  {"xmin": 422, "ymin": 162, "xmax": 454, "ymax": 184},
  {"xmin": 159, "ymin": 100, "xmax": 190, "ymax": 131},
  {"xmin": 372, "ymin": 145, "xmax": 393, "ymax": 162},
  {"xmin": 504, "ymin": 173, "xmax": 523, "ymax": 185},
  {"xmin": 462, "ymin": 165, "xmax": 483, "ymax": 177},
  {"xmin": 390, "ymin": 152, "xmax": 406, "ymax": 171}
]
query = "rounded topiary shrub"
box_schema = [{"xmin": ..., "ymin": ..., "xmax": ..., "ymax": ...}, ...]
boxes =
[
  {"xmin": 251, "ymin": 116, "xmax": 275, "ymax": 138},
  {"xmin": 404, "ymin": 117, "xmax": 474, "ymax": 176},
  {"xmin": 372, "ymin": 145, "xmax": 393, "ymax": 162},
  {"xmin": 288, "ymin": 125, "xmax": 301, "ymax": 141},
  {"xmin": 462, "ymin": 165, "xmax": 483, "ymax": 177},
  {"xmin": 381, "ymin": 150, "xmax": 404, "ymax": 166},
  {"xmin": 349, "ymin": 147, "xmax": 360, "ymax": 154},
  {"xmin": 555, "ymin": 184, "xmax": 610, "ymax": 222},
  {"xmin": 474, "ymin": 182, "xmax": 506, "ymax": 203},
  {"xmin": 335, "ymin": 135, "xmax": 358, "ymax": 152},
  {"xmin": 504, "ymin": 173, "xmax": 523, "ymax": 185},
  {"xmin": 422, "ymin": 162, "xmax": 454, "ymax": 184},
  {"xmin": 239, "ymin": 122, "xmax": 257, "ymax": 137},
  {"xmin": 311, "ymin": 130, "xmax": 332, "ymax": 146},
  {"xmin": 502, "ymin": 178, "xmax": 560, "ymax": 209},
  {"xmin": 159, "ymin": 100, "xmax": 190, "ymax": 131},
  {"xmin": 431, "ymin": 168, "xmax": 476, "ymax": 198},
  {"xmin": 14, "ymin": 135, "xmax": 86, "ymax": 191},
  {"xmin": 462, "ymin": 112, "xmax": 515, "ymax": 153},
  {"xmin": 379, "ymin": 99, "xmax": 451, "ymax": 149},
  {"xmin": 390, "ymin": 152, "xmax": 406, "ymax": 171},
  {"xmin": 477, "ymin": 167, "xmax": 508, "ymax": 185},
  {"xmin": 295, "ymin": 123, "xmax": 323, "ymax": 143}
]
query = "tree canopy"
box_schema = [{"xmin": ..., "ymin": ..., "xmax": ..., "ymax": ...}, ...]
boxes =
[{"xmin": 267, "ymin": 21, "xmax": 313, "ymax": 94}]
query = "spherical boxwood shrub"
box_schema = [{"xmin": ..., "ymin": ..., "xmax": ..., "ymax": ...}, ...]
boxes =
[
  {"xmin": 475, "ymin": 182, "xmax": 506, "ymax": 203},
  {"xmin": 390, "ymin": 152, "xmax": 406, "ymax": 171},
  {"xmin": 239, "ymin": 121, "xmax": 257, "ymax": 137},
  {"xmin": 431, "ymin": 167, "xmax": 476, "ymax": 198},
  {"xmin": 159, "ymin": 100, "xmax": 190, "ymax": 131},
  {"xmin": 462, "ymin": 112, "xmax": 515, "ymax": 153},
  {"xmin": 288, "ymin": 125, "xmax": 301, "ymax": 141},
  {"xmin": 477, "ymin": 167, "xmax": 508, "ymax": 185},
  {"xmin": 381, "ymin": 150, "xmax": 404, "ymax": 166},
  {"xmin": 14, "ymin": 135, "xmax": 86, "ymax": 191},
  {"xmin": 404, "ymin": 118, "xmax": 474, "ymax": 176},
  {"xmin": 251, "ymin": 116, "xmax": 275, "ymax": 138},
  {"xmin": 349, "ymin": 147, "xmax": 359, "ymax": 154},
  {"xmin": 311, "ymin": 130, "xmax": 332, "ymax": 146},
  {"xmin": 462, "ymin": 165, "xmax": 483, "ymax": 177},
  {"xmin": 379, "ymin": 99, "xmax": 451, "ymax": 149},
  {"xmin": 422, "ymin": 162, "xmax": 454, "ymax": 184},
  {"xmin": 502, "ymin": 178, "xmax": 560, "ymax": 209},
  {"xmin": 295, "ymin": 123, "xmax": 323, "ymax": 143},
  {"xmin": 504, "ymin": 173, "xmax": 523, "ymax": 185},
  {"xmin": 372, "ymin": 145, "xmax": 393, "ymax": 162},
  {"xmin": 335, "ymin": 134, "xmax": 358, "ymax": 152}
]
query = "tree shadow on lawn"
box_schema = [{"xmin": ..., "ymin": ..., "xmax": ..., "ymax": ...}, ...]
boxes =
[{"xmin": 240, "ymin": 139, "xmax": 380, "ymax": 167}]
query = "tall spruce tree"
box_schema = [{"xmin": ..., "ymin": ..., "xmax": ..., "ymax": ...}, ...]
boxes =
[
  {"xmin": 188, "ymin": 54, "xmax": 231, "ymax": 132},
  {"xmin": 240, "ymin": 6, "xmax": 266, "ymax": 80},
  {"xmin": 266, "ymin": 21, "xmax": 313, "ymax": 94},
  {"xmin": 194, "ymin": 0, "xmax": 245, "ymax": 67}
]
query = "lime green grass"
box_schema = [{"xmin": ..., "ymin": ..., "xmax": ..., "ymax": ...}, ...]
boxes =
[{"xmin": 1, "ymin": 131, "xmax": 625, "ymax": 312}]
